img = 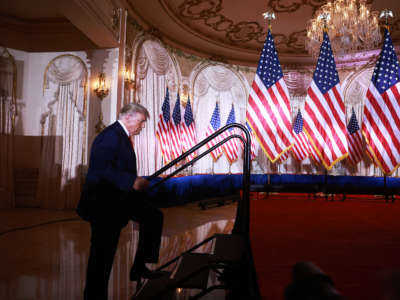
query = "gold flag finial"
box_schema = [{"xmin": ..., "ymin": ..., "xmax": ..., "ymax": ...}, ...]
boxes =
[
  {"xmin": 318, "ymin": 12, "xmax": 330, "ymax": 32},
  {"xmin": 262, "ymin": 11, "xmax": 275, "ymax": 30},
  {"xmin": 380, "ymin": 9, "xmax": 393, "ymax": 31}
]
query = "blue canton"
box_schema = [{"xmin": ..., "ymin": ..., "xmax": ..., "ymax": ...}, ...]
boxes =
[
  {"xmin": 256, "ymin": 29, "xmax": 283, "ymax": 89},
  {"xmin": 162, "ymin": 88, "xmax": 170, "ymax": 122},
  {"xmin": 313, "ymin": 32, "xmax": 340, "ymax": 94},
  {"xmin": 371, "ymin": 29, "xmax": 400, "ymax": 94},
  {"xmin": 184, "ymin": 96, "xmax": 194, "ymax": 127},
  {"xmin": 293, "ymin": 110, "xmax": 304, "ymax": 134},
  {"xmin": 225, "ymin": 104, "xmax": 236, "ymax": 131},
  {"xmin": 210, "ymin": 102, "xmax": 221, "ymax": 131},
  {"xmin": 347, "ymin": 108, "xmax": 360, "ymax": 134},
  {"xmin": 245, "ymin": 122, "xmax": 252, "ymax": 133},
  {"xmin": 172, "ymin": 93, "xmax": 181, "ymax": 126}
]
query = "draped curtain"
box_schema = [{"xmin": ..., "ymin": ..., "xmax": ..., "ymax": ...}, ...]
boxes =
[
  {"xmin": 0, "ymin": 49, "xmax": 16, "ymax": 208},
  {"xmin": 192, "ymin": 65, "xmax": 247, "ymax": 174},
  {"xmin": 36, "ymin": 55, "xmax": 87, "ymax": 209},
  {"xmin": 134, "ymin": 39, "xmax": 178, "ymax": 176}
]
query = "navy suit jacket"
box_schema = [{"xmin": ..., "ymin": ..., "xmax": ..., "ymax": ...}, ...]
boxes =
[{"xmin": 77, "ymin": 121, "xmax": 138, "ymax": 224}]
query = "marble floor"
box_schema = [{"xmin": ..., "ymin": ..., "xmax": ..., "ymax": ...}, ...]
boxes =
[{"xmin": 0, "ymin": 202, "xmax": 236, "ymax": 300}]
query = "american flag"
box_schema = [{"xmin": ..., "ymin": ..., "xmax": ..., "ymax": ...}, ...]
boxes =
[
  {"xmin": 291, "ymin": 110, "xmax": 311, "ymax": 161},
  {"xmin": 221, "ymin": 104, "xmax": 239, "ymax": 164},
  {"xmin": 366, "ymin": 146, "xmax": 378, "ymax": 167},
  {"xmin": 346, "ymin": 108, "xmax": 364, "ymax": 165},
  {"xmin": 206, "ymin": 102, "xmax": 223, "ymax": 161},
  {"xmin": 246, "ymin": 29, "xmax": 294, "ymax": 162},
  {"xmin": 156, "ymin": 88, "xmax": 172, "ymax": 163},
  {"xmin": 277, "ymin": 150, "xmax": 289, "ymax": 163},
  {"xmin": 241, "ymin": 122, "xmax": 257, "ymax": 160},
  {"xmin": 169, "ymin": 93, "xmax": 182, "ymax": 160},
  {"xmin": 309, "ymin": 144, "xmax": 321, "ymax": 165},
  {"xmin": 362, "ymin": 28, "xmax": 400, "ymax": 175},
  {"xmin": 180, "ymin": 96, "xmax": 197, "ymax": 162},
  {"xmin": 303, "ymin": 31, "xmax": 348, "ymax": 170}
]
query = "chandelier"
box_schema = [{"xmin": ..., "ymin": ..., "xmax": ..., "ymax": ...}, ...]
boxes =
[{"xmin": 305, "ymin": 0, "xmax": 381, "ymax": 57}]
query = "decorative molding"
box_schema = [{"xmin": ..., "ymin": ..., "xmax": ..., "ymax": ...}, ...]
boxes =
[{"xmin": 268, "ymin": 0, "xmax": 326, "ymax": 13}]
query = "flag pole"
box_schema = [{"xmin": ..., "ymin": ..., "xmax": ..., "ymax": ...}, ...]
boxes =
[{"xmin": 262, "ymin": 11, "xmax": 275, "ymax": 183}]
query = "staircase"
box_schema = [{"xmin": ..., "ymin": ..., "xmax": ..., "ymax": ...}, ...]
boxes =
[
  {"xmin": 134, "ymin": 123, "xmax": 260, "ymax": 299},
  {"xmin": 132, "ymin": 233, "xmax": 245, "ymax": 300}
]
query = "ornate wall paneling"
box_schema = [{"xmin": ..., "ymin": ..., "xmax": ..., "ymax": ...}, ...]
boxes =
[
  {"xmin": 190, "ymin": 61, "xmax": 248, "ymax": 174},
  {"xmin": 131, "ymin": 33, "xmax": 181, "ymax": 176},
  {"xmin": 37, "ymin": 54, "xmax": 88, "ymax": 209}
]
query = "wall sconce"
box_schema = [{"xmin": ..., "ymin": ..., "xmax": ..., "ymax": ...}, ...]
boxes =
[
  {"xmin": 180, "ymin": 83, "xmax": 189, "ymax": 107},
  {"xmin": 93, "ymin": 72, "xmax": 109, "ymax": 133},
  {"xmin": 94, "ymin": 72, "xmax": 109, "ymax": 99},
  {"xmin": 123, "ymin": 67, "xmax": 136, "ymax": 90}
]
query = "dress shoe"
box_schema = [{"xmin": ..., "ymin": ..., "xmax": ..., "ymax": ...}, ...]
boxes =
[{"xmin": 130, "ymin": 265, "xmax": 165, "ymax": 281}]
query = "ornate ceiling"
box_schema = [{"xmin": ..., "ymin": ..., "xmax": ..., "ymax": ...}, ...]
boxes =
[
  {"xmin": 128, "ymin": 0, "xmax": 400, "ymax": 65},
  {"xmin": 0, "ymin": 0, "xmax": 399, "ymax": 66}
]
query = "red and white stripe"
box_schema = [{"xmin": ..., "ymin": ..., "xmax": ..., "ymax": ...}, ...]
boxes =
[
  {"xmin": 221, "ymin": 129, "xmax": 239, "ymax": 164},
  {"xmin": 156, "ymin": 114, "xmax": 171, "ymax": 163},
  {"xmin": 303, "ymin": 81, "xmax": 348, "ymax": 170},
  {"xmin": 362, "ymin": 82, "xmax": 400, "ymax": 174},
  {"xmin": 169, "ymin": 118, "xmax": 182, "ymax": 161},
  {"xmin": 291, "ymin": 131, "xmax": 311, "ymax": 161},
  {"xmin": 181, "ymin": 121, "xmax": 197, "ymax": 162},
  {"xmin": 308, "ymin": 139, "xmax": 321, "ymax": 165},
  {"xmin": 206, "ymin": 126, "xmax": 223, "ymax": 161},
  {"xmin": 277, "ymin": 150, "xmax": 289, "ymax": 163},
  {"xmin": 240, "ymin": 129, "xmax": 257, "ymax": 160},
  {"xmin": 246, "ymin": 76, "xmax": 294, "ymax": 162},
  {"xmin": 347, "ymin": 129, "xmax": 364, "ymax": 165}
]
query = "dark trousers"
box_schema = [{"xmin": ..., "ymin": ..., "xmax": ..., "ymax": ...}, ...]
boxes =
[{"xmin": 83, "ymin": 195, "xmax": 163, "ymax": 300}]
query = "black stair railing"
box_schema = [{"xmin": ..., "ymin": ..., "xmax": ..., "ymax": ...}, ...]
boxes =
[
  {"xmin": 147, "ymin": 122, "xmax": 251, "ymax": 235},
  {"xmin": 146, "ymin": 123, "xmax": 260, "ymax": 299}
]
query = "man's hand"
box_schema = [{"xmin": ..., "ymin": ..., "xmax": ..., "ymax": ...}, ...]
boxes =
[{"xmin": 133, "ymin": 176, "xmax": 150, "ymax": 191}]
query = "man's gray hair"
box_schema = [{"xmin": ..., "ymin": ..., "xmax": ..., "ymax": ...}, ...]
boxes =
[{"xmin": 119, "ymin": 102, "xmax": 150, "ymax": 119}]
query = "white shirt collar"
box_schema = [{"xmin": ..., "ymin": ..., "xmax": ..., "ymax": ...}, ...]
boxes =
[{"xmin": 117, "ymin": 120, "xmax": 129, "ymax": 137}]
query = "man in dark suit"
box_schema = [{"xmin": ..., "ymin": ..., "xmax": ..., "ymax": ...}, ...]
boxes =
[{"xmin": 77, "ymin": 103, "xmax": 163, "ymax": 300}]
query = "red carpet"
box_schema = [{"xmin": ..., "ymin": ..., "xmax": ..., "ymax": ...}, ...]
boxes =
[{"xmin": 250, "ymin": 193, "xmax": 400, "ymax": 300}]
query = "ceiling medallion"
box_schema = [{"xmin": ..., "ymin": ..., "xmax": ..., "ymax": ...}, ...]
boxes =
[{"xmin": 305, "ymin": 0, "xmax": 381, "ymax": 57}]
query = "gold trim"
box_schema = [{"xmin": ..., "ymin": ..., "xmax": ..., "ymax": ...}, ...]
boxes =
[
  {"xmin": 245, "ymin": 118, "xmax": 293, "ymax": 164},
  {"xmin": 362, "ymin": 130, "xmax": 400, "ymax": 176},
  {"xmin": 303, "ymin": 127, "xmax": 349, "ymax": 171}
]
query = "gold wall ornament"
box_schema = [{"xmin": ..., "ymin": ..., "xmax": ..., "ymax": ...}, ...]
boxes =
[
  {"xmin": 94, "ymin": 72, "xmax": 109, "ymax": 99},
  {"xmin": 305, "ymin": 0, "xmax": 381, "ymax": 57},
  {"xmin": 180, "ymin": 83, "xmax": 189, "ymax": 107},
  {"xmin": 123, "ymin": 67, "xmax": 136, "ymax": 90},
  {"xmin": 93, "ymin": 73, "xmax": 109, "ymax": 133},
  {"xmin": 111, "ymin": 8, "xmax": 122, "ymax": 42}
]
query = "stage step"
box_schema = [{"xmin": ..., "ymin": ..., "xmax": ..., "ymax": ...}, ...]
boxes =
[
  {"xmin": 132, "ymin": 271, "xmax": 174, "ymax": 300},
  {"xmin": 132, "ymin": 234, "xmax": 245, "ymax": 299},
  {"xmin": 173, "ymin": 253, "xmax": 211, "ymax": 289}
]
